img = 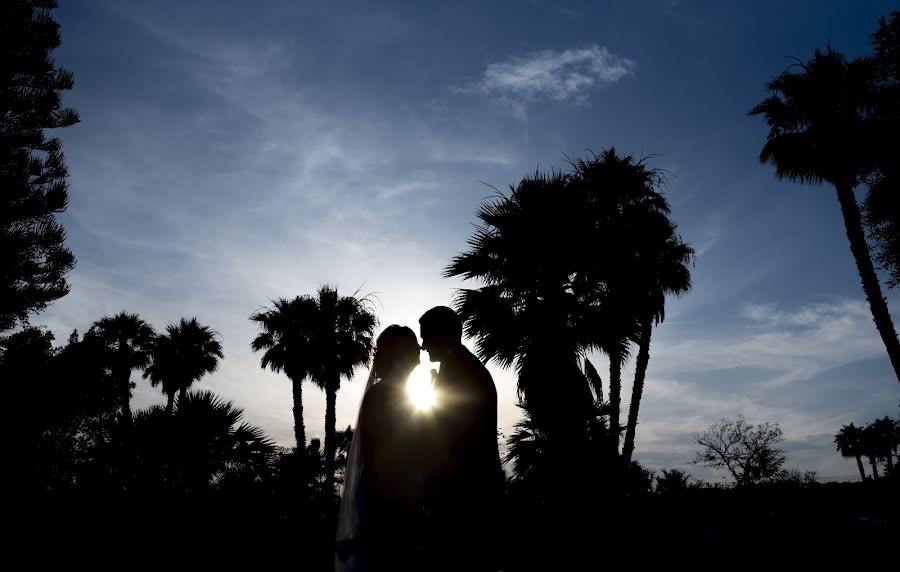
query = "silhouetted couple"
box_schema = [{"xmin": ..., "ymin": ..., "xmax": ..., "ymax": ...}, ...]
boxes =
[{"xmin": 336, "ymin": 306, "xmax": 504, "ymax": 571}]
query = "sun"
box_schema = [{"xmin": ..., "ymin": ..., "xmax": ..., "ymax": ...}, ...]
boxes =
[{"xmin": 406, "ymin": 360, "xmax": 437, "ymax": 412}]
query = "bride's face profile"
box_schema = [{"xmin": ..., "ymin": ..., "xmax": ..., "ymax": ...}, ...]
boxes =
[
  {"xmin": 390, "ymin": 347, "xmax": 419, "ymax": 380},
  {"xmin": 373, "ymin": 325, "xmax": 421, "ymax": 383}
]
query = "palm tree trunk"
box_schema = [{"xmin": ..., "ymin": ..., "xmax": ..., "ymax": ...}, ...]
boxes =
[
  {"xmin": 119, "ymin": 368, "xmax": 132, "ymax": 420},
  {"xmin": 291, "ymin": 377, "xmax": 306, "ymax": 449},
  {"xmin": 835, "ymin": 182, "xmax": 900, "ymax": 385},
  {"xmin": 869, "ymin": 455, "xmax": 879, "ymax": 479},
  {"xmin": 121, "ymin": 394, "xmax": 132, "ymax": 420},
  {"xmin": 623, "ymin": 316, "xmax": 653, "ymax": 465},
  {"xmin": 608, "ymin": 347, "xmax": 622, "ymax": 457},
  {"xmin": 855, "ymin": 454, "xmax": 867, "ymax": 481},
  {"xmin": 324, "ymin": 380, "xmax": 338, "ymax": 493},
  {"xmin": 166, "ymin": 392, "xmax": 175, "ymax": 415}
]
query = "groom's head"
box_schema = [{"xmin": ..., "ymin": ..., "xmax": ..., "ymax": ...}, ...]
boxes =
[{"xmin": 419, "ymin": 306, "xmax": 462, "ymax": 363}]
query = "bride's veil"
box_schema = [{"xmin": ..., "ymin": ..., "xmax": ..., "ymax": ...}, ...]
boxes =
[{"xmin": 335, "ymin": 366, "xmax": 377, "ymax": 570}]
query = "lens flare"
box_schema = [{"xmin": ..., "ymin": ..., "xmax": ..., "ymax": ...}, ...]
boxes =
[{"xmin": 406, "ymin": 360, "xmax": 437, "ymax": 412}]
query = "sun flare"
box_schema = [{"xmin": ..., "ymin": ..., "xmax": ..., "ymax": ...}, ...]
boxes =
[{"xmin": 406, "ymin": 360, "xmax": 438, "ymax": 412}]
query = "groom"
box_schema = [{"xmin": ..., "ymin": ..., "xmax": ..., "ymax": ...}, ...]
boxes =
[{"xmin": 419, "ymin": 306, "xmax": 503, "ymax": 571}]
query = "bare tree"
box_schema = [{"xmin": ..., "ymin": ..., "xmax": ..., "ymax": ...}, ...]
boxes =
[{"xmin": 692, "ymin": 416, "xmax": 786, "ymax": 486}]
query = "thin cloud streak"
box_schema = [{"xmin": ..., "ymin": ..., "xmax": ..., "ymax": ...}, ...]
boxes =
[{"xmin": 653, "ymin": 298, "xmax": 887, "ymax": 387}]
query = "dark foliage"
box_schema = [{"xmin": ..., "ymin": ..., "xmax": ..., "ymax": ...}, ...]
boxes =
[
  {"xmin": 0, "ymin": 0, "xmax": 78, "ymax": 332},
  {"xmin": 692, "ymin": 416, "xmax": 787, "ymax": 486},
  {"xmin": 86, "ymin": 311, "xmax": 156, "ymax": 419},
  {"xmin": 862, "ymin": 12, "xmax": 900, "ymax": 287},
  {"xmin": 446, "ymin": 149, "xmax": 693, "ymax": 501},
  {"xmin": 143, "ymin": 317, "xmax": 223, "ymax": 414}
]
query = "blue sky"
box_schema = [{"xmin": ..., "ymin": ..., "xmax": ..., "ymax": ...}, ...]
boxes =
[{"xmin": 41, "ymin": 0, "xmax": 899, "ymax": 481}]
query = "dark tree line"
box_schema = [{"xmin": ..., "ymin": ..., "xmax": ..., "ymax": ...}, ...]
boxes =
[
  {"xmin": 835, "ymin": 416, "xmax": 900, "ymax": 480},
  {"xmin": 2, "ymin": 311, "xmax": 357, "ymax": 569}
]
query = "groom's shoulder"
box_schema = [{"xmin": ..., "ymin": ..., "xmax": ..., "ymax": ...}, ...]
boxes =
[{"xmin": 456, "ymin": 346, "xmax": 494, "ymax": 385}]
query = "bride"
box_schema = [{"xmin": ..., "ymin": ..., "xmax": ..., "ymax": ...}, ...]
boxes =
[{"xmin": 336, "ymin": 325, "xmax": 429, "ymax": 571}]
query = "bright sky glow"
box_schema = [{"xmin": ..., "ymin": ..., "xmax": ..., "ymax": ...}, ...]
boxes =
[{"xmin": 406, "ymin": 359, "xmax": 438, "ymax": 412}]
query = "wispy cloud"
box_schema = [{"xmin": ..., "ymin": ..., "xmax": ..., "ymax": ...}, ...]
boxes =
[
  {"xmin": 653, "ymin": 298, "xmax": 886, "ymax": 387},
  {"xmin": 463, "ymin": 44, "xmax": 635, "ymax": 118}
]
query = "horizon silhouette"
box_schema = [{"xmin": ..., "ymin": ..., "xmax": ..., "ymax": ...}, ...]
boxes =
[{"xmin": 2, "ymin": 1, "xmax": 898, "ymax": 568}]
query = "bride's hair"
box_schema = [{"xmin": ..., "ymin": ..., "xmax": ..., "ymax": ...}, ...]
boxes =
[{"xmin": 372, "ymin": 325, "xmax": 420, "ymax": 381}]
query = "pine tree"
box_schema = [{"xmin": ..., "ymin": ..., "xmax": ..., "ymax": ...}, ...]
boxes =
[{"xmin": 1, "ymin": 0, "xmax": 79, "ymax": 332}]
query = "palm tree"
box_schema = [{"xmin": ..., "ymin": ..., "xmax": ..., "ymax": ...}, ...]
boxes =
[
  {"xmin": 130, "ymin": 391, "xmax": 273, "ymax": 492},
  {"xmin": 621, "ymin": 216, "xmax": 694, "ymax": 465},
  {"xmin": 88, "ymin": 311, "xmax": 156, "ymax": 419},
  {"xmin": 582, "ymin": 357, "xmax": 616, "ymax": 451},
  {"xmin": 750, "ymin": 47, "xmax": 900, "ymax": 385},
  {"xmin": 834, "ymin": 422, "xmax": 867, "ymax": 480},
  {"xmin": 861, "ymin": 423, "xmax": 881, "ymax": 479},
  {"xmin": 250, "ymin": 296, "xmax": 318, "ymax": 450},
  {"xmin": 174, "ymin": 390, "xmax": 274, "ymax": 491},
  {"xmin": 447, "ymin": 170, "xmax": 605, "ymax": 452},
  {"xmin": 871, "ymin": 416, "xmax": 898, "ymax": 472},
  {"xmin": 656, "ymin": 468, "xmax": 691, "ymax": 494},
  {"xmin": 143, "ymin": 318, "xmax": 223, "ymax": 415},
  {"xmin": 254, "ymin": 286, "xmax": 376, "ymax": 493},
  {"xmin": 570, "ymin": 149, "xmax": 673, "ymax": 456},
  {"xmin": 504, "ymin": 399, "xmax": 549, "ymax": 487},
  {"xmin": 504, "ymin": 359, "xmax": 612, "ymax": 497}
]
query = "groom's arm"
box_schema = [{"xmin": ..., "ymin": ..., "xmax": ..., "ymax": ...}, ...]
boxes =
[{"xmin": 454, "ymin": 366, "xmax": 497, "ymax": 465}]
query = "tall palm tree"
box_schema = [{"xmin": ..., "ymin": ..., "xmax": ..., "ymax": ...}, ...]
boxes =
[
  {"xmin": 621, "ymin": 217, "xmax": 694, "ymax": 465},
  {"xmin": 570, "ymin": 149, "xmax": 673, "ymax": 456},
  {"xmin": 315, "ymin": 286, "xmax": 377, "ymax": 493},
  {"xmin": 834, "ymin": 422, "xmax": 867, "ymax": 480},
  {"xmin": 447, "ymin": 170, "xmax": 605, "ymax": 451},
  {"xmin": 861, "ymin": 423, "xmax": 881, "ymax": 479},
  {"xmin": 750, "ymin": 47, "xmax": 900, "ymax": 385},
  {"xmin": 254, "ymin": 286, "xmax": 376, "ymax": 493},
  {"xmin": 88, "ymin": 311, "xmax": 156, "ymax": 419},
  {"xmin": 143, "ymin": 318, "xmax": 223, "ymax": 415},
  {"xmin": 251, "ymin": 296, "xmax": 318, "ymax": 450}
]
